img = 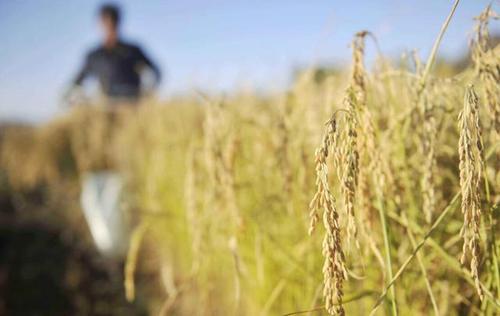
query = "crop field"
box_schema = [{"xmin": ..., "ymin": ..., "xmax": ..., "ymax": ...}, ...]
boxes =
[{"xmin": 1, "ymin": 3, "xmax": 499, "ymax": 316}]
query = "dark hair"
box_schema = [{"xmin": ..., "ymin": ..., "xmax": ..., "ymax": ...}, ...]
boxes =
[{"xmin": 99, "ymin": 3, "xmax": 121, "ymax": 26}]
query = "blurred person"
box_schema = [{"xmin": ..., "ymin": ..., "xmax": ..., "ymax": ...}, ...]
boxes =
[
  {"xmin": 70, "ymin": 3, "xmax": 161, "ymax": 105},
  {"xmin": 68, "ymin": 3, "xmax": 163, "ymax": 258}
]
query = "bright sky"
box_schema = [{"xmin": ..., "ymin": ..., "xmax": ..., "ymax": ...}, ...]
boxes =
[{"xmin": 0, "ymin": 1, "xmax": 498, "ymax": 122}]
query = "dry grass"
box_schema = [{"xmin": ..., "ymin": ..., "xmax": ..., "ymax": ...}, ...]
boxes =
[{"xmin": 1, "ymin": 4, "xmax": 499, "ymax": 316}]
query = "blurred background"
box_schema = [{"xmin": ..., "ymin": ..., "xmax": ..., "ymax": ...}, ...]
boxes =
[
  {"xmin": 0, "ymin": 1, "xmax": 499, "ymax": 316},
  {"xmin": 1, "ymin": 1, "xmax": 498, "ymax": 122}
]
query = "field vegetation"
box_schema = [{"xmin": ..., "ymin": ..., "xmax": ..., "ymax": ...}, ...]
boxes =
[{"xmin": 1, "ymin": 3, "xmax": 499, "ymax": 315}]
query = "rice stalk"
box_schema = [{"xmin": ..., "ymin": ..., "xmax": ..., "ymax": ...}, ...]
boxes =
[
  {"xmin": 471, "ymin": 5, "xmax": 500, "ymax": 138},
  {"xmin": 125, "ymin": 220, "xmax": 151, "ymax": 302},
  {"xmin": 308, "ymin": 116, "xmax": 346, "ymax": 316},
  {"xmin": 458, "ymin": 84, "xmax": 484, "ymax": 301},
  {"xmin": 421, "ymin": 90, "xmax": 437, "ymax": 223},
  {"xmin": 341, "ymin": 89, "xmax": 360, "ymax": 251}
]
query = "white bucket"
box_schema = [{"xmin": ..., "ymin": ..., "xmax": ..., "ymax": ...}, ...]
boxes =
[{"xmin": 80, "ymin": 171, "xmax": 129, "ymax": 257}]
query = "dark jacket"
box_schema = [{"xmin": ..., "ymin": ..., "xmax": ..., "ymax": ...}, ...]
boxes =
[{"xmin": 74, "ymin": 40, "xmax": 161, "ymax": 99}]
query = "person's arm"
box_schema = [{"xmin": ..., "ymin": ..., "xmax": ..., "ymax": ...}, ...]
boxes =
[
  {"xmin": 62, "ymin": 53, "xmax": 92, "ymax": 107},
  {"xmin": 136, "ymin": 47, "xmax": 161, "ymax": 87},
  {"xmin": 73, "ymin": 53, "xmax": 92, "ymax": 86}
]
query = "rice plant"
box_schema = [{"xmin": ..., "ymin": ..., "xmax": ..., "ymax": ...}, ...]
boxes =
[{"xmin": 1, "ymin": 3, "xmax": 499, "ymax": 316}]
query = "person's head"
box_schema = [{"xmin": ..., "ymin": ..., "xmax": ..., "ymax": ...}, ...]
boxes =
[{"xmin": 99, "ymin": 3, "xmax": 121, "ymax": 46}]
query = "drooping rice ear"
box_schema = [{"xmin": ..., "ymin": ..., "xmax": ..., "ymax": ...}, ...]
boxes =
[{"xmin": 458, "ymin": 84, "xmax": 484, "ymax": 301}]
